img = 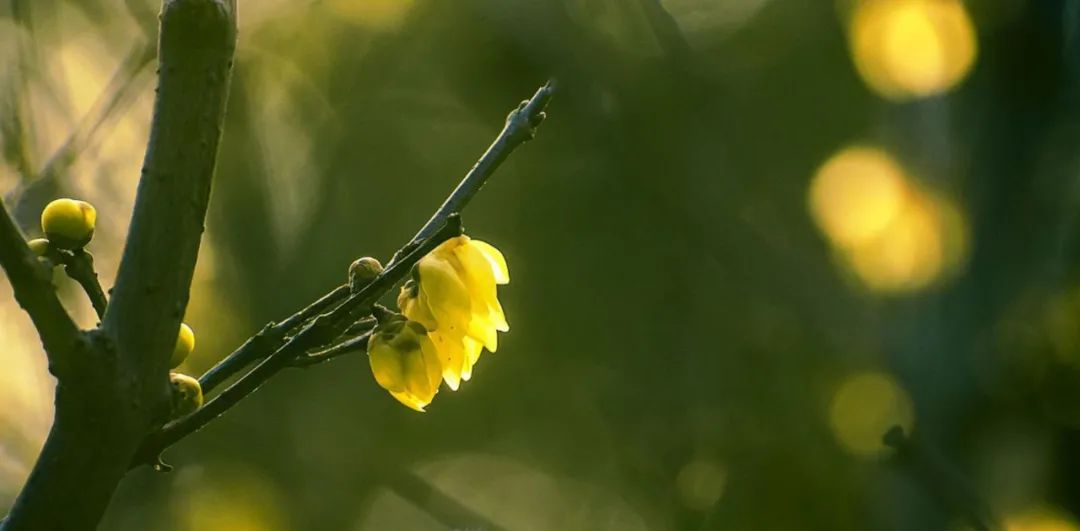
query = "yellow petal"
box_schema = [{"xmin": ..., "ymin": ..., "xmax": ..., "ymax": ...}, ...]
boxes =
[
  {"xmin": 420, "ymin": 333, "xmax": 444, "ymax": 390},
  {"xmin": 429, "ymin": 329, "xmax": 465, "ymax": 390},
  {"xmin": 460, "ymin": 336, "xmax": 484, "ymax": 382},
  {"xmin": 399, "ymin": 291, "xmax": 438, "ymax": 331},
  {"xmin": 368, "ymin": 334, "xmax": 405, "ymax": 393},
  {"xmin": 418, "ymin": 255, "xmax": 473, "ymax": 335},
  {"xmin": 470, "ymin": 240, "xmax": 509, "ymax": 284},
  {"xmin": 401, "ymin": 341, "xmax": 435, "ymax": 399},
  {"xmin": 390, "ymin": 390, "xmax": 428, "ymax": 412},
  {"xmin": 454, "ymin": 242, "xmax": 510, "ymax": 333}
]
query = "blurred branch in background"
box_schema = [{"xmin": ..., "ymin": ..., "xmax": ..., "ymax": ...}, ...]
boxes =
[
  {"xmin": 7, "ymin": 41, "xmax": 155, "ymax": 228},
  {"xmin": 380, "ymin": 467, "xmax": 509, "ymax": 531}
]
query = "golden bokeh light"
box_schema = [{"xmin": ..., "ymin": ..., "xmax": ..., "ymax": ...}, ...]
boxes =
[
  {"xmin": 846, "ymin": 192, "xmax": 941, "ymax": 292},
  {"xmin": 809, "ymin": 146, "xmax": 908, "ymax": 247},
  {"xmin": 1005, "ymin": 507, "xmax": 1080, "ymax": 531},
  {"xmin": 810, "ymin": 145, "xmax": 969, "ymax": 293},
  {"xmin": 848, "ymin": 0, "xmax": 978, "ymax": 100},
  {"xmin": 828, "ymin": 371, "xmax": 914, "ymax": 458}
]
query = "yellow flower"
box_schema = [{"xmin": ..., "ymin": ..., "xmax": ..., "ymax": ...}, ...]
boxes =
[
  {"xmin": 367, "ymin": 317, "xmax": 443, "ymax": 411},
  {"xmin": 398, "ymin": 235, "xmax": 508, "ymax": 390},
  {"xmin": 41, "ymin": 198, "xmax": 96, "ymax": 250}
]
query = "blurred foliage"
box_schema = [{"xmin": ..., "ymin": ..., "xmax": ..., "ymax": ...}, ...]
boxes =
[{"xmin": 3, "ymin": 0, "xmax": 1080, "ymax": 529}]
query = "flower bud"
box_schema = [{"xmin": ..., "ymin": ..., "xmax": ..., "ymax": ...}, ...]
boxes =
[
  {"xmin": 349, "ymin": 257, "xmax": 384, "ymax": 293},
  {"xmin": 26, "ymin": 238, "xmax": 50, "ymax": 257},
  {"xmin": 41, "ymin": 198, "xmax": 96, "ymax": 250},
  {"xmin": 169, "ymin": 372, "xmax": 203, "ymax": 418},
  {"xmin": 171, "ymin": 323, "xmax": 195, "ymax": 368}
]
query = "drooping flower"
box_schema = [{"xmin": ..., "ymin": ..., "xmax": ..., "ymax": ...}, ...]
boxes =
[
  {"xmin": 398, "ymin": 235, "xmax": 509, "ymax": 390},
  {"xmin": 367, "ymin": 316, "xmax": 443, "ymax": 411}
]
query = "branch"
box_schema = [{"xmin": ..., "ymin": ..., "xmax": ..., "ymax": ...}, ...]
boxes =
[
  {"xmin": 0, "ymin": 200, "xmax": 80, "ymax": 372},
  {"xmin": 391, "ymin": 80, "xmax": 555, "ymax": 263},
  {"xmin": 133, "ymin": 79, "xmax": 556, "ymax": 468},
  {"xmin": 60, "ymin": 249, "xmax": 108, "ymax": 320},
  {"xmin": 103, "ymin": 0, "xmax": 238, "ymax": 383},
  {"xmin": 132, "ymin": 219, "xmax": 462, "ymax": 468},
  {"xmin": 290, "ymin": 330, "xmax": 372, "ymax": 368},
  {"xmin": 198, "ymin": 285, "xmax": 350, "ymax": 394},
  {"xmin": 1, "ymin": 2, "xmax": 237, "ymax": 529}
]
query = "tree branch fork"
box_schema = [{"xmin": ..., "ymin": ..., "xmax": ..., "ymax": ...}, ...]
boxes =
[{"xmin": 0, "ymin": 1, "xmax": 553, "ymax": 523}]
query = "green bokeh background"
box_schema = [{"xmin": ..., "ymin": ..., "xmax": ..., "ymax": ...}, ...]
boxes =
[{"xmin": 3, "ymin": 0, "xmax": 1080, "ymax": 529}]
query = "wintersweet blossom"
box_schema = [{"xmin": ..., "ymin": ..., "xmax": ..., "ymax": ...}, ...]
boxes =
[
  {"xmin": 367, "ymin": 317, "xmax": 443, "ymax": 412},
  {"xmin": 398, "ymin": 235, "xmax": 509, "ymax": 390}
]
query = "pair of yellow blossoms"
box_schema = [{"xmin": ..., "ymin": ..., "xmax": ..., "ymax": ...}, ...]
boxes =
[{"xmin": 368, "ymin": 236, "xmax": 509, "ymax": 411}]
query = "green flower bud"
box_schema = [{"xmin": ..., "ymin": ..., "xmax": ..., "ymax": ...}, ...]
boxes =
[
  {"xmin": 349, "ymin": 257, "xmax": 384, "ymax": 293},
  {"xmin": 41, "ymin": 198, "xmax": 96, "ymax": 250},
  {"xmin": 171, "ymin": 323, "xmax": 195, "ymax": 368},
  {"xmin": 26, "ymin": 238, "xmax": 51, "ymax": 257},
  {"xmin": 169, "ymin": 373, "xmax": 203, "ymax": 418}
]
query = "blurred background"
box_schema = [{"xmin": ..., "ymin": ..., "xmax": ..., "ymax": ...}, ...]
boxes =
[{"xmin": 2, "ymin": 0, "xmax": 1080, "ymax": 529}]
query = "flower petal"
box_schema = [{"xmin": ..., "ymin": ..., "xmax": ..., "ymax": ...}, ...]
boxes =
[
  {"xmin": 470, "ymin": 240, "xmax": 509, "ymax": 284},
  {"xmin": 460, "ymin": 336, "xmax": 484, "ymax": 382},
  {"xmin": 417, "ymin": 254, "xmax": 473, "ymax": 334},
  {"xmin": 390, "ymin": 390, "xmax": 428, "ymax": 412},
  {"xmin": 429, "ymin": 329, "xmax": 464, "ymax": 391},
  {"xmin": 454, "ymin": 242, "xmax": 509, "ymax": 334},
  {"xmin": 368, "ymin": 334, "xmax": 405, "ymax": 393}
]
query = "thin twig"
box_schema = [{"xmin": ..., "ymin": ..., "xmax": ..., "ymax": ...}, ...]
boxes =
[
  {"xmin": 132, "ymin": 219, "xmax": 463, "ymax": 469},
  {"xmin": 390, "ymin": 79, "xmax": 555, "ymax": 264},
  {"xmin": 199, "ymin": 285, "xmax": 351, "ymax": 394},
  {"xmin": 290, "ymin": 331, "xmax": 372, "ymax": 368},
  {"xmin": 59, "ymin": 249, "xmax": 108, "ymax": 320}
]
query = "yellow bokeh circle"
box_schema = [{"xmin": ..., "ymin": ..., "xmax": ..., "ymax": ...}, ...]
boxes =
[
  {"xmin": 809, "ymin": 146, "xmax": 908, "ymax": 248},
  {"xmin": 828, "ymin": 371, "xmax": 915, "ymax": 458},
  {"xmin": 849, "ymin": 0, "xmax": 978, "ymax": 100}
]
